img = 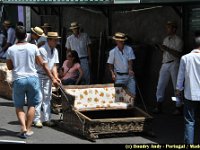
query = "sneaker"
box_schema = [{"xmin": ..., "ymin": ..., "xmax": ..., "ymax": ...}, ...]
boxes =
[
  {"xmin": 43, "ymin": 121, "xmax": 56, "ymax": 127},
  {"xmin": 34, "ymin": 121, "xmax": 43, "ymax": 128},
  {"xmin": 17, "ymin": 132, "xmax": 27, "ymax": 139},
  {"xmin": 25, "ymin": 131, "xmax": 34, "ymax": 137}
]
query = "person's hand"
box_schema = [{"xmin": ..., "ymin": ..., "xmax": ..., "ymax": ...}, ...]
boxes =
[
  {"xmin": 175, "ymin": 89, "xmax": 184, "ymax": 104},
  {"xmin": 53, "ymin": 76, "xmax": 61, "ymax": 84},
  {"xmin": 52, "ymin": 78, "xmax": 61, "ymax": 88},
  {"xmin": 111, "ymin": 72, "xmax": 116, "ymax": 81},
  {"xmin": 129, "ymin": 69, "xmax": 134, "ymax": 76},
  {"xmin": 175, "ymin": 89, "xmax": 182, "ymax": 97},
  {"xmin": 55, "ymin": 77, "xmax": 61, "ymax": 83}
]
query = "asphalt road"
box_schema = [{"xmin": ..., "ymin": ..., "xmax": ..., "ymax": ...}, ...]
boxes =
[{"xmin": 0, "ymin": 96, "xmax": 198, "ymax": 144}]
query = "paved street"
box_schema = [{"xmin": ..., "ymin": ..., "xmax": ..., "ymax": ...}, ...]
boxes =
[{"xmin": 0, "ymin": 96, "xmax": 197, "ymax": 144}]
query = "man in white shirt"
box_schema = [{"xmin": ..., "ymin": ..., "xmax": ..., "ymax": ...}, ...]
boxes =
[
  {"xmin": 176, "ymin": 36, "xmax": 200, "ymax": 144},
  {"xmin": 65, "ymin": 22, "xmax": 92, "ymax": 84},
  {"xmin": 107, "ymin": 32, "xmax": 136, "ymax": 96},
  {"xmin": 34, "ymin": 32, "xmax": 61, "ymax": 128},
  {"xmin": 153, "ymin": 21, "xmax": 183, "ymax": 115}
]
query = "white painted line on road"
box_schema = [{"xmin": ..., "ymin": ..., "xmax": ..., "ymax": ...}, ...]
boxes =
[{"xmin": 0, "ymin": 140, "xmax": 26, "ymax": 144}]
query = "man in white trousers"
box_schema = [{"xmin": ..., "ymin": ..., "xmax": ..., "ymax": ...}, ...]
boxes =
[{"xmin": 153, "ymin": 21, "xmax": 183, "ymax": 115}]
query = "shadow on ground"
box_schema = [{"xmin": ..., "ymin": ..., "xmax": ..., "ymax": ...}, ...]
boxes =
[
  {"xmin": 0, "ymin": 101, "xmax": 14, "ymax": 107},
  {"xmin": 8, "ymin": 121, "xmax": 20, "ymax": 125},
  {"xmin": 0, "ymin": 128, "xmax": 18, "ymax": 137}
]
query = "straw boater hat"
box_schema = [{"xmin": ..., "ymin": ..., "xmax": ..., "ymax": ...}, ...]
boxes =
[
  {"xmin": 31, "ymin": 26, "xmax": 46, "ymax": 37},
  {"xmin": 42, "ymin": 23, "xmax": 52, "ymax": 28},
  {"xmin": 166, "ymin": 21, "xmax": 177, "ymax": 28},
  {"xmin": 3, "ymin": 20, "xmax": 12, "ymax": 27},
  {"xmin": 69, "ymin": 22, "xmax": 80, "ymax": 30},
  {"xmin": 47, "ymin": 32, "xmax": 61, "ymax": 39},
  {"xmin": 112, "ymin": 32, "xmax": 127, "ymax": 41}
]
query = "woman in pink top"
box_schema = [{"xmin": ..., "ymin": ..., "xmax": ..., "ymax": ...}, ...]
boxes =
[{"xmin": 60, "ymin": 50, "xmax": 83, "ymax": 85}]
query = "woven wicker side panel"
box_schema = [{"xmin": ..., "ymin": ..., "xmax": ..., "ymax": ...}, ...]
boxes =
[
  {"xmin": 82, "ymin": 118, "xmax": 152, "ymax": 140},
  {"xmin": 0, "ymin": 63, "xmax": 12, "ymax": 82},
  {"xmin": 89, "ymin": 121, "xmax": 144, "ymax": 133},
  {"xmin": 63, "ymin": 110, "xmax": 86, "ymax": 131},
  {"xmin": 0, "ymin": 63, "xmax": 12, "ymax": 99},
  {"xmin": 0, "ymin": 80, "xmax": 12, "ymax": 99}
]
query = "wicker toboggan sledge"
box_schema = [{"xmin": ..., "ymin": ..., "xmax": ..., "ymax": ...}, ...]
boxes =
[{"xmin": 54, "ymin": 84, "xmax": 153, "ymax": 141}]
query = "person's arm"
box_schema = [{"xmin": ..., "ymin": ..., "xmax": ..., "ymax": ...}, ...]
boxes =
[
  {"xmin": 108, "ymin": 64, "xmax": 116, "ymax": 81},
  {"xmin": 6, "ymin": 49, "xmax": 13, "ymax": 70},
  {"xmin": 159, "ymin": 37, "xmax": 183, "ymax": 58},
  {"xmin": 37, "ymin": 41, "xmax": 45, "ymax": 48},
  {"xmin": 107, "ymin": 49, "xmax": 115, "ymax": 81},
  {"xmin": 160, "ymin": 45, "xmax": 182, "ymax": 58},
  {"xmin": 87, "ymin": 44, "xmax": 92, "ymax": 67},
  {"xmin": 176, "ymin": 57, "xmax": 185, "ymax": 97},
  {"xmin": 3, "ymin": 28, "xmax": 14, "ymax": 52},
  {"xmin": 6, "ymin": 59, "xmax": 13, "ymax": 70},
  {"xmin": 86, "ymin": 33, "xmax": 92, "ymax": 66},
  {"xmin": 75, "ymin": 66, "xmax": 84, "ymax": 85},
  {"xmin": 2, "ymin": 43, "xmax": 11, "ymax": 52},
  {"xmin": 128, "ymin": 60, "xmax": 134, "ymax": 76},
  {"xmin": 52, "ymin": 64, "xmax": 61, "ymax": 83},
  {"xmin": 36, "ymin": 55, "xmax": 59, "ymax": 87},
  {"xmin": 127, "ymin": 47, "xmax": 135, "ymax": 76}
]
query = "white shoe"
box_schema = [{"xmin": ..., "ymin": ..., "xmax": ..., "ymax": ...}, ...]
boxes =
[{"xmin": 34, "ymin": 121, "xmax": 43, "ymax": 128}]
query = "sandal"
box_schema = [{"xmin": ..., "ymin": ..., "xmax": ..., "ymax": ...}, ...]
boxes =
[
  {"xmin": 17, "ymin": 131, "xmax": 27, "ymax": 139},
  {"xmin": 26, "ymin": 131, "xmax": 34, "ymax": 137}
]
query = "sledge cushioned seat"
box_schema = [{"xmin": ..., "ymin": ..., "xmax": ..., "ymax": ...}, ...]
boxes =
[{"xmin": 63, "ymin": 84, "xmax": 135, "ymax": 111}]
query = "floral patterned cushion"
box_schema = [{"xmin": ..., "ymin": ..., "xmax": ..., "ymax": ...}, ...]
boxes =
[{"xmin": 64, "ymin": 84, "xmax": 135, "ymax": 111}]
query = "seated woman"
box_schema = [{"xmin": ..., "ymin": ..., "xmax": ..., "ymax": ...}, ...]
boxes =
[{"xmin": 60, "ymin": 50, "xmax": 83, "ymax": 85}]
